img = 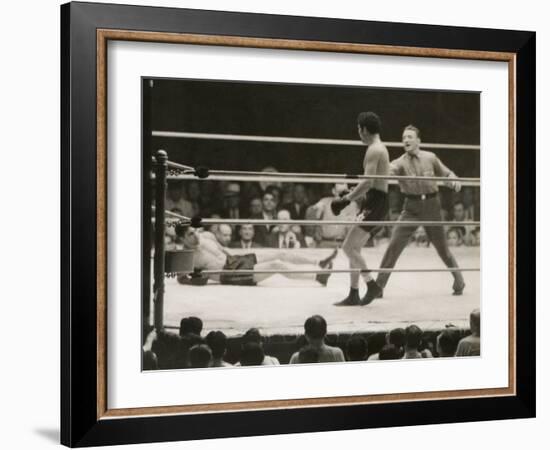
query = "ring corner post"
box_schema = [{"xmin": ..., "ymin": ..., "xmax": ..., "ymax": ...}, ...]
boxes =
[{"xmin": 153, "ymin": 150, "xmax": 168, "ymax": 331}]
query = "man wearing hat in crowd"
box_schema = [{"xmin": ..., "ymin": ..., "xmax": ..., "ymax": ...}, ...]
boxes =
[{"xmin": 221, "ymin": 182, "xmax": 244, "ymax": 219}]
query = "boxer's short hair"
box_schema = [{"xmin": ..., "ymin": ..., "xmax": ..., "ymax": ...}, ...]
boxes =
[{"xmin": 357, "ymin": 111, "xmax": 382, "ymax": 134}]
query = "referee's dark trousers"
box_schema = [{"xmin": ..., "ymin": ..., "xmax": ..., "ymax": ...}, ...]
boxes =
[{"xmin": 376, "ymin": 194, "xmax": 465, "ymax": 289}]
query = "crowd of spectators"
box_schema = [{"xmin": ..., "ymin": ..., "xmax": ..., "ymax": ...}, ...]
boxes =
[
  {"xmin": 142, "ymin": 308, "xmax": 481, "ymax": 370},
  {"xmin": 164, "ymin": 168, "xmax": 481, "ymax": 251}
]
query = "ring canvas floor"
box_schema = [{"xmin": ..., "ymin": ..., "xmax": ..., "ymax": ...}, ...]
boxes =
[{"xmin": 159, "ymin": 245, "xmax": 480, "ymax": 337}]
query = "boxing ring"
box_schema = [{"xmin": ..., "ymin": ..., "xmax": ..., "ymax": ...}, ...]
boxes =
[{"xmin": 150, "ymin": 136, "xmax": 480, "ymax": 337}]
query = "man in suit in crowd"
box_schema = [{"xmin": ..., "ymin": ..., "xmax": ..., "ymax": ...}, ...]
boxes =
[
  {"xmin": 250, "ymin": 191, "xmax": 278, "ymax": 246},
  {"xmin": 264, "ymin": 209, "xmax": 307, "ymax": 248},
  {"xmin": 229, "ymin": 224, "xmax": 263, "ymax": 249},
  {"xmin": 282, "ymin": 183, "xmax": 309, "ymax": 220},
  {"xmin": 247, "ymin": 197, "xmax": 263, "ymax": 218}
]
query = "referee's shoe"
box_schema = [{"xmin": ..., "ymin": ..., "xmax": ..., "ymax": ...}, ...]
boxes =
[{"xmin": 360, "ymin": 280, "xmax": 383, "ymax": 306}]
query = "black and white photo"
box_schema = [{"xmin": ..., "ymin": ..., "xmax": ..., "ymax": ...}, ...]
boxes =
[{"xmin": 143, "ymin": 79, "xmax": 481, "ymax": 370}]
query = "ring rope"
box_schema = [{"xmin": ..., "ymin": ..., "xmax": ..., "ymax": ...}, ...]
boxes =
[
  {"xmin": 153, "ymin": 158, "xmax": 193, "ymax": 171},
  {"xmin": 165, "ymin": 162, "xmax": 480, "ymax": 185},
  {"xmin": 163, "ymin": 212, "xmax": 480, "ymax": 228},
  {"xmin": 168, "ymin": 173, "xmax": 480, "ymax": 187},
  {"xmin": 172, "ymin": 267, "xmax": 479, "ymax": 276},
  {"xmin": 163, "ymin": 209, "xmax": 190, "ymax": 220},
  {"xmin": 153, "ymin": 131, "xmax": 480, "ymax": 151}
]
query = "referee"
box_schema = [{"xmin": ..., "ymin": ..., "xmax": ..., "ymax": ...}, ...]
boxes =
[{"xmin": 363, "ymin": 124, "xmax": 466, "ymax": 304}]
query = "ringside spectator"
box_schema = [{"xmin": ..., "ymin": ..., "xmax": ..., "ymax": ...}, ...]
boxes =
[
  {"xmin": 189, "ymin": 344, "xmax": 212, "ymax": 368},
  {"xmin": 241, "ymin": 182, "xmax": 263, "ymax": 205},
  {"xmin": 179, "ymin": 316, "xmax": 203, "ymax": 339},
  {"xmin": 206, "ymin": 331, "xmax": 232, "ymax": 367},
  {"xmin": 456, "ymin": 309, "xmax": 481, "ymax": 356},
  {"xmin": 265, "ymin": 209, "xmax": 307, "ymax": 248},
  {"xmin": 177, "ymin": 317, "xmax": 204, "ymax": 367},
  {"xmin": 403, "ymin": 325, "xmax": 432, "ymax": 359},
  {"xmin": 297, "ymin": 346, "xmax": 320, "ymax": 364},
  {"xmin": 282, "ymin": 183, "xmax": 309, "ymax": 220},
  {"xmin": 436, "ymin": 327, "xmax": 462, "ymax": 357},
  {"xmin": 150, "ymin": 330, "xmax": 188, "ymax": 369},
  {"xmin": 346, "ymin": 334, "xmax": 368, "ymax": 361},
  {"xmin": 452, "ymin": 200, "xmax": 474, "ymax": 244},
  {"xmin": 236, "ymin": 328, "xmax": 280, "ymax": 366},
  {"xmin": 446, "ymin": 227, "xmax": 464, "ymax": 247},
  {"xmin": 229, "ymin": 223, "xmax": 262, "ymax": 249},
  {"xmin": 251, "ymin": 191, "xmax": 278, "ymax": 246},
  {"xmin": 265, "ymin": 185, "xmax": 283, "ymax": 210},
  {"xmin": 240, "ymin": 342, "xmax": 265, "ymax": 366},
  {"xmin": 368, "ymin": 328, "xmax": 405, "ymax": 360},
  {"xmin": 378, "ymin": 344, "xmax": 402, "ymax": 360},
  {"xmin": 289, "ymin": 315, "xmax": 345, "ymax": 364},
  {"xmin": 308, "ymin": 183, "xmax": 359, "ymax": 248},
  {"xmin": 248, "ymin": 197, "xmax": 263, "ymax": 218},
  {"xmin": 213, "ymin": 223, "xmax": 233, "ymax": 247}
]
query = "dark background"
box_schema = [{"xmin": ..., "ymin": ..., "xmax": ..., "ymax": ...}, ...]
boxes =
[{"xmin": 148, "ymin": 78, "xmax": 480, "ymax": 177}]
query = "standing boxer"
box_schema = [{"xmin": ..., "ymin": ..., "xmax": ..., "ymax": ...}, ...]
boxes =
[{"xmin": 331, "ymin": 112, "xmax": 390, "ymax": 306}]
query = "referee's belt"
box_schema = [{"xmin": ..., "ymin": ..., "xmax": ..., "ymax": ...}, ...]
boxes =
[{"xmin": 405, "ymin": 192, "xmax": 438, "ymax": 200}]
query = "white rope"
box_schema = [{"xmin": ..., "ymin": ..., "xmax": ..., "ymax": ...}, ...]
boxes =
[
  {"xmin": 164, "ymin": 211, "xmax": 479, "ymax": 228},
  {"xmin": 165, "ymin": 162, "xmax": 480, "ymax": 185},
  {"xmin": 191, "ymin": 267, "xmax": 479, "ymax": 275},
  {"xmin": 153, "ymin": 131, "xmax": 480, "ymax": 151},
  {"xmin": 164, "ymin": 157, "xmax": 480, "ymax": 186},
  {"xmin": 168, "ymin": 173, "xmax": 480, "ymax": 187},
  {"xmin": 165, "ymin": 210, "xmax": 190, "ymax": 220},
  {"xmin": 200, "ymin": 218, "xmax": 478, "ymax": 227},
  {"xmin": 185, "ymin": 168, "xmax": 479, "ymax": 181}
]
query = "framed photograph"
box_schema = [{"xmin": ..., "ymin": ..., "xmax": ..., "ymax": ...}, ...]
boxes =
[{"xmin": 61, "ymin": 1, "xmax": 535, "ymax": 447}]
